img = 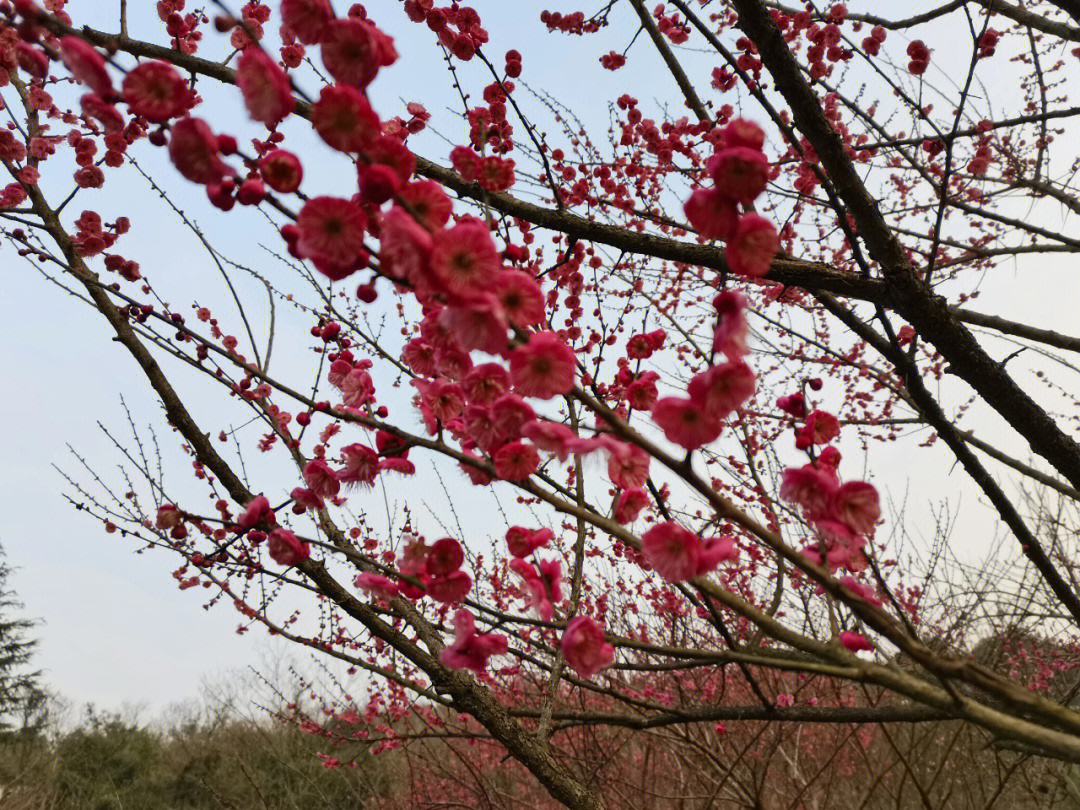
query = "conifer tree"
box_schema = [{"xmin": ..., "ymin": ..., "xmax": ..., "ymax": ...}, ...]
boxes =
[{"xmin": 0, "ymin": 547, "xmax": 45, "ymax": 736}]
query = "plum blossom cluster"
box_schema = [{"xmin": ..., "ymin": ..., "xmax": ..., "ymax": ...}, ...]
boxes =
[
  {"xmin": 790, "ymin": 5, "xmax": 855, "ymax": 80},
  {"xmin": 450, "ymin": 145, "xmax": 515, "ymax": 192},
  {"xmin": 561, "ymin": 616, "xmax": 615, "ymax": 678},
  {"xmin": 440, "ymin": 608, "xmax": 508, "ymax": 674},
  {"xmin": 539, "ymin": 10, "xmax": 594, "ymax": 36},
  {"xmin": 26, "ymin": 3, "xmax": 407, "ymax": 218},
  {"xmin": 510, "ymin": 557, "xmax": 563, "ymax": 621},
  {"xmin": 154, "ymin": 494, "xmax": 311, "ymax": 570},
  {"xmin": 683, "ymin": 117, "xmax": 779, "ymax": 279},
  {"xmin": 432, "ymin": 67, "xmax": 518, "ymax": 158},
  {"xmin": 354, "ymin": 532, "xmax": 475, "ymax": 607},
  {"xmin": 394, "ymin": 534, "xmax": 473, "ymax": 605},
  {"xmin": 502, "ymin": 525, "xmax": 563, "ymax": 622},
  {"xmin": 777, "ymin": 398, "xmax": 881, "ymax": 575},
  {"xmin": 906, "ymin": 40, "xmax": 931, "ymax": 75},
  {"xmin": 599, "ymin": 50, "xmax": 626, "ymax": 70},
  {"xmin": 401, "ymin": 1, "xmax": 489, "ymax": 61},
  {"xmin": 652, "ymin": 5, "xmax": 689, "ymax": 45},
  {"xmin": 774, "ymin": 390, "xmax": 881, "ymax": 653},
  {"xmin": 155, "ymin": 4, "xmax": 629, "ymax": 680},
  {"xmin": 861, "ymin": 24, "xmax": 887, "ymax": 57},
  {"xmin": 650, "ymin": 290, "xmax": 756, "ymax": 451},
  {"xmin": 147, "ymin": 4, "xmax": 589, "ymax": 512}
]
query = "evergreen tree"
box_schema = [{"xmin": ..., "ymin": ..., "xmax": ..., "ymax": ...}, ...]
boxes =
[{"xmin": 0, "ymin": 545, "xmax": 46, "ymax": 736}]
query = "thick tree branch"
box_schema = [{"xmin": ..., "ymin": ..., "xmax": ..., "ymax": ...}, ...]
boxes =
[
  {"xmin": 815, "ymin": 292, "xmax": 1080, "ymax": 629},
  {"xmin": 532, "ymin": 703, "xmax": 954, "ymax": 730},
  {"xmin": 952, "ymin": 307, "xmax": 1080, "ymax": 354},
  {"xmin": 731, "ymin": 0, "xmax": 1080, "ymax": 497}
]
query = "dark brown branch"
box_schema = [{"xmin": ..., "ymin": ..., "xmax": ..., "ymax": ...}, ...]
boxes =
[
  {"xmin": 732, "ymin": 0, "xmax": 1080, "ymax": 497},
  {"xmin": 952, "ymin": 307, "xmax": 1080, "ymax": 354},
  {"xmin": 815, "ymin": 292, "xmax": 1080, "ymax": 630},
  {"xmin": 419, "ymin": 157, "xmax": 883, "ymax": 299},
  {"xmin": 764, "ymin": 0, "xmax": 1080, "ymax": 41},
  {"xmin": 527, "ymin": 703, "xmax": 953, "ymax": 730},
  {"xmin": 626, "ymin": 0, "xmax": 711, "ymax": 123},
  {"xmin": 1047, "ymin": 0, "xmax": 1080, "ymax": 25},
  {"xmin": 763, "ymin": 0, "xmax": 966, "ymax": 30},
  {"xmin": 961, "ymin": 430, "xmax": 1080, "ymax": 502},
  {"xmin": 856, "ymin": 106, "xmax": 1080, "ymax": 152}
]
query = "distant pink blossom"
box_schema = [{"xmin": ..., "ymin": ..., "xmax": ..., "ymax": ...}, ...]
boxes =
[
  {"xmin": 155, "ymin": 504, "xmax": 182, "ymax": 530},
  {"xmin": 625, "ymin": 372, "xmax": 660, "ymax": 411},
  {"xmin": 238, "ymin": 495, "xmax": 275, "ymax": 530},
  {"xmin": 838, "ymin": 576, "xmax": 883, "ymax": 606},
  {"xmin": 831, "ymin": 480, "xmax": 881, "ymax": 535},
  {"xmin": 510, "ymin": 557, "xmax": 564, "ymax": 620},
  {"xmin": 236, "ymin": 47, "xmax": 294, "ymax": 127},
  {"xmin": 462, "ymin": 363, "xmax": 511, "ymax": 405},
  {"xmin": 337, "ymin": 444, "xmax": 380, "ymax": 488},
  {"xmin": 776, "ymin": 392, "xmax": 806, "ymax": 417},
  {"xmin": 492, "ymin": 394, "xmax": 536, "ymax": 439},
  {"xmin": 493, "ymin": 440, "xmax": 541, "ymax": 480},
  {"xmin": 495, "ymin": 270, "xmax": 546, "ymax": 327},
  {"xmin": 780, "ymin": 464, "xmax": 838, "ymax": 516},
  {"xmin": 303, "ymin": 458, "xmax": 341, "ymax": 499},
  {"xmin": 340, "ymin": 368, "xmax": 375, "ymax": 409},
  {"xmin": 707, "ymin": 146, "xmax": 769, "ymax": 205},
  {"xmin": 687, "ymin": 360, "xmax": 756, "ymax": 420},
  {"xmin": 711, "ymin": 291, "xmax": 750, "ymax": 359},
  {"xmin": 280, "ymin": 0, "xmax": 334, "ymax": 44},
  {"xmin": 439, "ymin": 296, "xmax": 509, "ymax": 355},
  {"xmin": 726, "ymin": 213, "xmax": 778, "ymax": 278},
  {"xmin": 719, "ymin": 118, "xmax": 766, "ymax": 151},
  {"xmin": 425, "ymin": 537, "xmax": 465, "ymax": 577},
  {"xmin": 398, "ymin": 533, "xmax": 429, "ymax": 576},
  {"xmin": 641, "ymin": 521, "xmax": 729, "ymax": 583},
  {"xmin": 605, "ymin": 440, "xmax": 650, "ymax": 489},
  {"xmin": 290, "ymin": 487, "xmax": 324, "ymax": 512},
  {"xmin": 522, "ymin": 420, "xmax": 579, "ymax": 461},
  {"xmin": 429, "ymin": 222, "xmax": 500, "ymax": 298},
  {"xmin": 802, "ymin": 409, "xmax": 840, "ymax": 445},
  {"xmin": 684, "ymin": 186, "xmax": 739, "ymax": 240},
  {"xmin": 651, "ymin": 397, "xmax": 723, "ymax": 450},
  {"xmin": 427, "ymin": 570, "xmax": 472, "ymax": 604},
  {"xmin": 59, "ymin": 37, "xmax": 113, "ymax": 97}
]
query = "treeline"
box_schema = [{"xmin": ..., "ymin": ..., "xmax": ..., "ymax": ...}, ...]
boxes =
[
  {"xmin": 6, "ymin": 698, "xmax": 1080, "ymax": 810},
  {"xmin": 0, "ymin": 706, "xmax": 395, "ymax": 810}
]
